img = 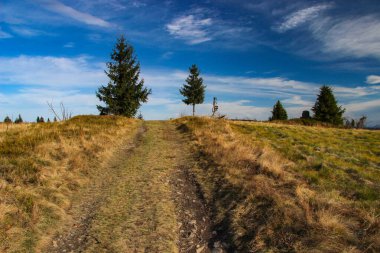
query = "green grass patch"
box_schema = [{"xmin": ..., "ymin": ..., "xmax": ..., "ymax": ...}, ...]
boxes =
[{"xmin": 232, "ymin": 121, "xmax": 380, "ymax": 208}]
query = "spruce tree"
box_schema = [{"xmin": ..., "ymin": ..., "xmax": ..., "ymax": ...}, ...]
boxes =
[
  {"xmin": 36, "ymin": 116, "xmax": 40, "ymax": 123},
  {"xmin": 312, "ymin": 85, "xmax": 345, "ymax": 125},
  {"xmin": 4, "ymin": 116, "xmax": 12, "ymax": 123},
  {"xmin": 14, "ymin": 114, "xmax": 23, "ymax": 124},
  {"xmin": 270, "ymin": 100, "xmax": 288, "ymax": 120},
  {"xmin": 179, "ymin": 64, "xmax": 206, "ymax": 116},
  {"xmin": 96, "ymin": 36, "xmax": 151, "ymax": 117}
]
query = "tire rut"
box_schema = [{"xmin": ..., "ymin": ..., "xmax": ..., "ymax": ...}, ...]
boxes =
[
  {"xmin": 44, "ymin": 125, "xmax": 147, "ymax": 253},
  {"xmin": 168, "ymin": 123, "xmax": 226, "ymax": 253}
]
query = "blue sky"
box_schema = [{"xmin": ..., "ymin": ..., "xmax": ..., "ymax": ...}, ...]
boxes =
[{"xmin": 1, "ymin": 0, "xmax": 380, "ymax": 125}]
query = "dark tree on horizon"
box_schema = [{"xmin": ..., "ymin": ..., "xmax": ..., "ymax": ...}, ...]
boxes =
[
  {"xmin": 96, "ymin": 36, "xmax": 151, "ymax": 117},
  {"xmin": 312, "ymin": 85, "xmax": 345, "ymax": 125},
  {"xmin": 180, "ymin": 64, "xmax": 206, "ymax": 116},
  {"xmin": 270, "ymin": 100, "xmax": 288, "ymax": 120},
  {"xmin": 14, "ymin": 114, "xmax": 23, "ymax": 124},
  {"xmin": 4, "ymin": 116, "xmax": 12, "ymax": 123}
]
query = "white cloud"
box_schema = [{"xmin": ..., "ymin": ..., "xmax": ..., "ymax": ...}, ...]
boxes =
[
  {"xmin": 0, "ymin": 55, "xmax": 106, "ymax": 87},
  {"xmin": 0, "ymin": 88, "xmax": 98, "ymax": 122},
  {"xmin": 344, "ymin": 99, "xmax": 380, "ymax": 112},
  {"xmin": 274, "ymin": 4, "xmax": 332, "ymax": 33},
  {"xmin": 334, "ymin": 86, "xmax": 376, "ymax": 97},
  {"xmin": 41, "ymin": 0, "xmax": 112, "ymax": 27},
  {"xmin": 310, "ymin": 15, "xmax": 380, "ymax": 59},
  {"xmin": 282, "ymin": 95, "xmax": 313, "ymax": 106},
  {"xmin": 166, "ymin": 14, "xmax": 213, "ymax": 44},
  {"xmin": 366, "ymin": 75, "xmax": 380, "ymax": 84}
]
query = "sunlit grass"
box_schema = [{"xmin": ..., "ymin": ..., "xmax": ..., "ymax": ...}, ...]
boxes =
[
  {"xmin": 232, "ymin": 121, "xmax": 380, "ymax": 209},
  {"xmin": 0, "ymin": 116, "xmax": 139, "ymax": 252}
]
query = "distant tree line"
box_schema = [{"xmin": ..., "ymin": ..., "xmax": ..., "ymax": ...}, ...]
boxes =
[
  {"xmin": 345, "ymin": 116, "xmax": 367, "ymax": 129},
  {"xmin": 3, "ymin": 115, "xmax": 57, "ymax": 123}
]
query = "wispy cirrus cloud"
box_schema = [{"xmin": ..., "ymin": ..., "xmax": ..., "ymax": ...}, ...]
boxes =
[
  {"xmin": 311, "ymin": 15, "xmax": 380, "ymax": 59},
  {"xmin": 166, "ymin": 14, "xmax": 213, "ymax": 44},
  {"xmin": 10, "ymin": 26, "xmax": 46, "ymax": 37},
  {"xmin": 274, "ymin": 3, "xmax": 332, "ymax": 32},
  {"xmin": 40, "ymin": 0, "xmax": 112, "ymax": 27},
  {"xmin": 0, "ymin": 28, "xmax": 12, "ymax": 39},
  {"xmin": 366, "ymin": 75, "xmax": 380, "ymax": 84}
]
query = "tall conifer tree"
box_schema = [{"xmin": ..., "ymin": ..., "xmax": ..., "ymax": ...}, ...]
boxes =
[
  {"xmin": 96, "ymin": 36, "xmax": 151, "ymax": 117},
  {"xmin": 270, "ymin": 100, "xmax": 288, "ymax": 120},
  {"xmin": 179, "ymin": 64, "xmax": 206, "ymax": 116},
  {"xmin": 312, "ymin": 85, "xmax": 345, "ymax": 125}
]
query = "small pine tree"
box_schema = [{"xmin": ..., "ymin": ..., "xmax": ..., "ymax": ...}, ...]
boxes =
[
  {"xmin": 47, "ymin": 118, "xmax": 51, "ymax": 123},
  {"xmin": 14, "ymin": 114, "xmax": 23, "ymax": 124},
  {"xmin": 36, "ymin": 116, "xmax": 40, "ymax": 123},
  {"xmin": 96, "ymin": 35, "xmax": 151, "ymax": 117},
  {"xmin": 39, "ymin": 117, "xmax": 45, "ymax": 123},
  {"xmin": 54, "ymin": 117, "xmax": 57, "ymax": 122},
  {"xmin": 270, "ymin": 100, "xmax": 288, "ymax": 120},
  {"xmin": 179, "ymin": 64, "xmax": 206, "ymax": 116},
  {"xmin": 4, "ymin": 116, "xmax": 12, "ymax": 123},
  {"xmin": 312, "ymin": 85, "xmax": 345, "ymax": 125}
]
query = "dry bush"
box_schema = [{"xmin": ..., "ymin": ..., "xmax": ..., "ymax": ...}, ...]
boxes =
[
  {"xmin": 0, "ymin": 115, "xmax": 139, "ymax": 252},
  {"xmin": 176, "ymin": 116, "xmax": 380, "ymax": 252}
]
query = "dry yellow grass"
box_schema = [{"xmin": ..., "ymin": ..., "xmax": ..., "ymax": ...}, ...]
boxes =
[
  {"xmin": 0, "ymin": 116, "xmax": 140, "ymax": 252},
  {"xmin": 176, "ymin": 117, "xmax": 380, "ymax": 252}
]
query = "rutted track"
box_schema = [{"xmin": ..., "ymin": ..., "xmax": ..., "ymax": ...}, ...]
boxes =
[{"xmin": 43, "ymin": 121, "xmax": 224, "ymax": 253}]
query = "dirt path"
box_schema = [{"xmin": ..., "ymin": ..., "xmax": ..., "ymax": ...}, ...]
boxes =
[{"xmin": 44, "ymin": 121, "xmax": 223, "ymax": 253}]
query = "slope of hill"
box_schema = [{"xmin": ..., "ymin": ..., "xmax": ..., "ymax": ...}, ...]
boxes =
[
  {"xmin": 176, "ymin": 117, "xmax": 380, "ymax": 252},
  {"xmin": 0, "ymin": 116, "xmax": 140, "ymax": 252},
  {"xmin": 1, "ymin": 116, "xmax": 379, "ymax": 252}
]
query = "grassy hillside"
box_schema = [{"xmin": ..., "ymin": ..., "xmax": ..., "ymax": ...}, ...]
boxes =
[
  {"xmin": 177, "ymin": 117, "xmax": 380, "ymax": 252},
  {"xmin": 0, "ymin": 116, "xmax": 139, "ymax": 252},
  {"xmin": 232, "ymin": 121, "xmax": 380, "ymax": 210}
]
